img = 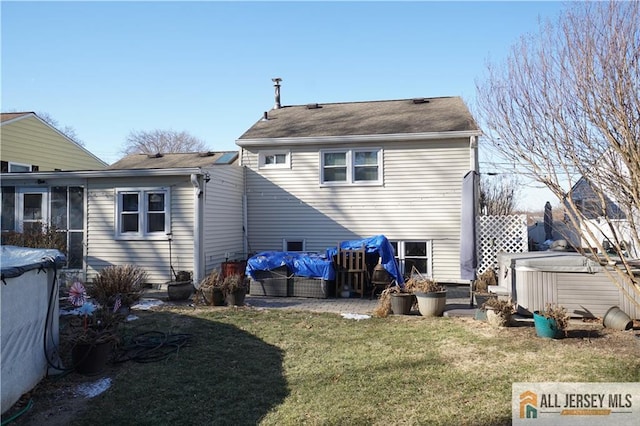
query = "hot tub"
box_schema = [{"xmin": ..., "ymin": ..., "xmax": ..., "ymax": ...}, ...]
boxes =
[
  {"xmin": 1, "ymin": 245, "xmax": 65, "ymax": 414},
  {"xmin": 496, "ymin": 251, "xmax": 640, "ymax": 319}
]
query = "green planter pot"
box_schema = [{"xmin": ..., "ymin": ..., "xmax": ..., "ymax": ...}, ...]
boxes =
[
  {"xmin": 414, "ymin": 290, "xmax": 447, "ymax": 317},
  {"xmin": 533, "ymin": 311, "xmax": 564, "ymax": 339}
]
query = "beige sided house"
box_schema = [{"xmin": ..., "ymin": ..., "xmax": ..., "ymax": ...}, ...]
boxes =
[
  {"xmin": 0, "ymin": 112, "xmax": 107, "ymax": 172},
  {"xmin": 237, "ymin": 90, "xmax": 481, "ymax": 283},
  {"xmin": 1, "ymin": 152, "xmax": 243, "ymax": 285}
]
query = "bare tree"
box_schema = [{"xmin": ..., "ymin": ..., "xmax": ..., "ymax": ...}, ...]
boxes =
[
  {"xmin": 37, "ymin": 111, "xmax": 84, "ymax": 146},
  {"xmin": 122, "ymin": 129, "xmax": 209, "ymax": 155},
  {"xmin": 480, "ymin": 174, "xmax": 520, "ymax": 216},
  {"xmin": 475, "ymin": 2, "xmax": 639, "ymax": 294}
]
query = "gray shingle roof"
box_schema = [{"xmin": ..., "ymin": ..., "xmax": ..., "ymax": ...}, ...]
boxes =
[
  {"xmin": 107, "ymin": 152, "xmax": 238, "ymax": 170},
  {"xmin": 238, "ymin": 97, "xmax": 479, "ymax": 140}
]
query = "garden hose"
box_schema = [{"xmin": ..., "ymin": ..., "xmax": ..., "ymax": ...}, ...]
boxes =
[{"xmin": 114, "ymin": 331, "xmax": 193, "ymax": 364}]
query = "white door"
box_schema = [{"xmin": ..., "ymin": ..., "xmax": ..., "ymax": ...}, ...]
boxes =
[{"xmin": 17, "ymin": 188, "xmax": 49, "ymax": 233}]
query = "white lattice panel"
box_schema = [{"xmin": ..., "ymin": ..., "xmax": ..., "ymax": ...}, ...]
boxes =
[{"xmin": 478, "ymin": 214, "xmax": 528, "ymax": 275}]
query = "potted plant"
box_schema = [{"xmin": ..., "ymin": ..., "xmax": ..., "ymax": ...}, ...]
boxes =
[
  {"xmin": 533, "ymin": 303, "xmax": 569, "ymax": 339},
  {"xmin": 373, "ymin": 285, "xmax": 412, "ymax": 317},
  {"xmin": 67, "ymin": 280, "xmax": 123, "ymax": 375},
  {"xmin": 221, "ymin": 274, "xmax": 248, "ymax": 306},
  {"xmin": 199, "ymin": 269, "xmax": 226, "ymax": 306},
  {"xmin": 474, "ymin": 268, "xmax": 497, "ymax": 307},
  {"xmin": 482, "ymin": 297, "xmax": 513, "ymax": 327},
  {"xmin": 88, "ymin": 264, "xmax": 147, "ymax": 312},
  {"xmin": 404, "ymin": 275, "xmax": 446, "ymax": 317}
]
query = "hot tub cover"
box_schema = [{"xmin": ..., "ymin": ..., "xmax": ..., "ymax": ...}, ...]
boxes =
[
  {"xmin": 1, "ymin": 245, "xmax": 66, "ymax": 280},
  {"xmin": 246, "ymin": 251, "xmax": 335, "ymax": 280}
]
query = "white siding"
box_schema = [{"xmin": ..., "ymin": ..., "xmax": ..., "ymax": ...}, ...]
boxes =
[
  {"xmin": 86, "ymin": 176, "xmax": 195, "ymax": 285},
  {"xmin": 242, "ymin": 139, "xmax": 471, "ymax": 282},
  {"xmin": 202, "ymin": 165, "xmax": 245, "ymax": 275}
]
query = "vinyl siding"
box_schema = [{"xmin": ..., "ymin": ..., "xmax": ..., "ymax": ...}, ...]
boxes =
[
  {"xmin": 203, "ymin": 165, "xmax": 245, "ymax": 274},
  {"xmin": 0, "ymin": 116, "xmax": 107, "ymax": 170},
  {"xmin": 242, "ymin": 138, "xmax": 472, "ymax": 282},
  {"xmin": 86, "ymin": 176, "xmax": 195, "ymax": 285}
]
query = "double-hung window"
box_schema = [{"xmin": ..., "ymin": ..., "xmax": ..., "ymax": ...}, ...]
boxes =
[
  {"xmin": 116, "ymin": 188, "xmax": 169, "ymax": 239},
  {"xmin": 320, "ymin": 148, "xmax": 382, "ymax": 185}
]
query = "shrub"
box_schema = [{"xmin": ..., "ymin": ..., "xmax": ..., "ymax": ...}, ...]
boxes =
[{"xmin": 89, "ymin": 265, "xmax": 147, "ymax": 308}]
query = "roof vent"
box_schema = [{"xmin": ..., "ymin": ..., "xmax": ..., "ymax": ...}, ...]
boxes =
[
  {"xmin": 147, "ymin": 153, "xmax": 163, "ymax": 158},
  {"xmin": 198, "ymin": 151, "xmax": 215, "ymax": 157},
  {"xmin": 262, "ymin": 111, "xmax": 269, "ymax": 121},
  {"xmin": 412, "ymin": 98, "xmax": 429, "ymax": 104},
  {"xmin": 306, "ymin": 103, "xmax": 321, "ymax": 109},
  {"xmin": 272, "ymin": 77, "xmax": 282, "ymax": 109}
]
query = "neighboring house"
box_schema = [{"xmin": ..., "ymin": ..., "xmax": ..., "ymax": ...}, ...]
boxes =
[
  {"xmin": 237, "ymin": 95, "xmax": 481, "ymax": 283},
  {"xmin": 0, "ymin": 152, "xmax": 244, "ymax": 285},
  {"xmin": 565, "ymin": 177, "xmax": 637, "ymax": 256},
  {"xmin": 0, "ymin": 112, "xmax": 107, "ymax": 172}
]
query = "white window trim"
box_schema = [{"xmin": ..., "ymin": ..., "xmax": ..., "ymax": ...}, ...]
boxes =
[
  {"xmin": 115, "ymin": 187, "xmax": 170, "ymax": 240},
  {"xmin": 319, "ymin": 148, "xmax": 383, "ymax": 186},
  {"xmin": 282, "ymin": 238, "xmax": 306, "ymax": 252},
  {"xmin": 392, "ymin": 240, "xmax": 433, "ymax": 278},
  {"xmin": 8, "ymin": 162, "xmax": 32, "ymax": 173},
  {"xmin": 258, "ymin": 150, "xmax": 291, "ymax": 169}
]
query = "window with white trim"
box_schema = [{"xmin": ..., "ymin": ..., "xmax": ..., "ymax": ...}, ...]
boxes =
[
  {"xmin": 390, "ymin": 240, "xmax": 432, "ymax": 278},
  {"xmin": 9, "ymin": 162, "xmax": 32, "ymax": 173},
  {"xmin": 259, "ymin": 150, "xmax": 290, "ymax": 169},
  {"xmin": 320, "ymin": 148, "xmax": 382, "ymax": 185},
  {"xmin": 116, "ymin": 188, "xmax": 170, "ymax": 239}
]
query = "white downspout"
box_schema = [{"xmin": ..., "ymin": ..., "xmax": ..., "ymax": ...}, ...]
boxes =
[
  {"xmin": 242, "ymin": 164, "xmax": 249, "ymax": 258},
  {"xmin": 469, "ymin": 135, "xmax": 479, "ymax": 172},
  {"xmin": 190, "ymin": 173, "xmax": 204, "ymax": 285}
]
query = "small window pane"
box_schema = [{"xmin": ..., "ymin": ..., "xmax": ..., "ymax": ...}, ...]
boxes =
[
  {"xmin": 324, "ymin": 152, "xmax": 346, "ymax": 166},
  {"xmin": 24, "ymin": 194, "xmax": 43, "ymax": 219},
  {"xmin": 68, "ymin": 231, "xmax": 83, "ymax": 269},
  {"xmin": 324, "ymin": 168, "xmax": 347, "ymax": 182},
  {"xmin": 407, "ymin": 258, "xmax": 427, "ymax": 274},
  {"xmin": 148, "ymin": 193, "xmax": 164, "ymax": 211},
  {"xmin": 354, "ymin": 151, "xmax": 377, "ymax": 165},
  {"xmin": 1, "ymin": 187, "xmax": 15, "ymax": 231},
  {"xmin": 147, "ymin": 213, "xmax": 165, "ymax": 232},
  {"xmin": 122, "ymin": 194, "xmax": 138, "ymax": 212},
  {"xmin": 286, "ymin": 241, "xmax": 304, "ymax": 251},
  {"xmin": 51, "ymin": 187, "xmax": 68, "ymax": 229},
  {"xmin": 405, "ymin": 242, "xmax": 427, "ymax": 257},
  {"xmin": 354, "ymin": 166, "xmax": 378, "ymax": 181},
  {"xmin": 121, "ymin": 214, "xmax": 138, "ymax": 232},
  {"xmin": 69, "ymin": 187, "xmax": 84, "ymax": 229},
  {"xmin": 9, "ymin": 164, "xmax": 30, "ymax": 173}
]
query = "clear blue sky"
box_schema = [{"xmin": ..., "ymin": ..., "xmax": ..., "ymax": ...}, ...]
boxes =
[{"xmin": 1, "ymin": 1, "xmax": 567, "ymax": 210}]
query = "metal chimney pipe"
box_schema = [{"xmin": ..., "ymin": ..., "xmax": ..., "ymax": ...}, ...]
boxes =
[{"xmin": 272, "ymin": 77, "xmax": 282, "ymax": 109}]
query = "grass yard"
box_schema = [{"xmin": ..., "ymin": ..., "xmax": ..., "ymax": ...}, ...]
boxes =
[{"xmin": 6, "ymin": 306, "xmax": 640, "ymax": 426}]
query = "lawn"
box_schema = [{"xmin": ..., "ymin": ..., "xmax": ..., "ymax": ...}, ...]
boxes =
[{"xmin": 7, "ymin": 306, "xmax": 640, "ymax": 425}]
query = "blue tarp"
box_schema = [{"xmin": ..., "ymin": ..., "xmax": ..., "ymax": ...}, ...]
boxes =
[
  {"xmin": 326, "ymin": 235, "xmax": 403, "ymax": 285},
  {"xmin": 1, "ymin": 245, "xmax": 66, "ymax": 280},
  {"xmin": 246, "ymin": 251, "xmax": 335, "ymax": 280}
]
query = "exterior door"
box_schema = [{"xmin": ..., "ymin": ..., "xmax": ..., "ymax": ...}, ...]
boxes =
[{"xmin": 17, "ymin": 188, "xmax": 48, "ymax": 233}]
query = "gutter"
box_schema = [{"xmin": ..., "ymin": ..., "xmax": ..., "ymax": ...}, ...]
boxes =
[
  {"xmin": 236, "ymin": 130, "xmax": 483, "ymax": 147},
  {"xmin": 0, "ymin": 167, "xmax": 205, "ymax": 182}
]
